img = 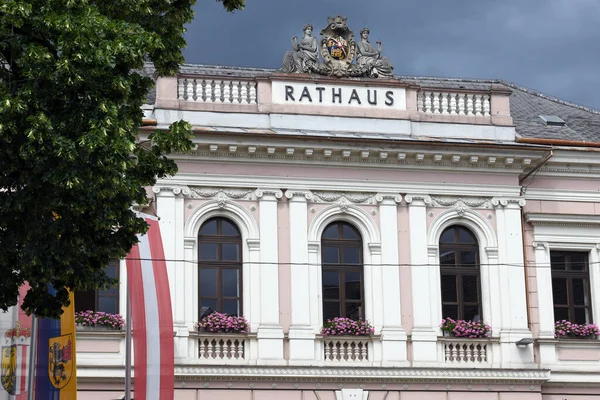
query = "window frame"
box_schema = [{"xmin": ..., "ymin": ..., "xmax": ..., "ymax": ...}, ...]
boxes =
[
  {"xmin": 75, "ymin": 259, "xmax": 120, "ymax": 314},
  {"xmin": 197, "ymin": 217, "xmax": 243, "ymax": 319},
  {"xmin": 550, "ymin": 250, "xmax": 593, "ymax": 324},
  {"xmin": 439, "ymin": 225, "xmax": 482, "ymax": 322},
  {"xmin": 321, "ymin": 221, "xmax": 365, "ymax": 321}
]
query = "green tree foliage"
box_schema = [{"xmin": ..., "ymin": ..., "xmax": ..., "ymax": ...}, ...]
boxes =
[{"xmin": 0, "ymin": 0, "xmax": 245, "ymax": 318}]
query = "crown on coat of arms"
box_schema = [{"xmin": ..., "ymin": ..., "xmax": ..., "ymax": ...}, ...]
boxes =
[{"xmin": 4, "ymin": 322, "xmax": 31, "ymax": 340}]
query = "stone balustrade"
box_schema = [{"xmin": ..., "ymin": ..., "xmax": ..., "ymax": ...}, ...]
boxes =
[
  {"xmin": 418, "ymin": 91, "xmax": 491, "ymax": 116},
  {"xmin": 440, "ymin": 338, "xmax": 492, "ymax": 365},
  {"xmin": 196, "ymin": 333, "xmax": 250, "ymax": 362},
  {"xmin": 177, "ymin": 78, "xmax": 257, "ymax": 104},
  {"xmin": 321, "ymin": 336, "xmax": 371, "ymax": 363}
]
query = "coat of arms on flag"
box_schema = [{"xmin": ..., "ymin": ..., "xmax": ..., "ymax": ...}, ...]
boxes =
[
  {"xmin": 1, "ymin": 321, "xmax": 31, "ymax": 396},
  {"xmin": 48, "ymin": 334, "xmax": 73, "ymax": 389}
]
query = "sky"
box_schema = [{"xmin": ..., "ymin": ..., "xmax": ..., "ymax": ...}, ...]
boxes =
[{"xmin": 183, "ymin": 0, "xmax": 600, "ymax": 111}]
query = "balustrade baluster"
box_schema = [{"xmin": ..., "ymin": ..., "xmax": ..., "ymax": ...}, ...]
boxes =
[
  {"xmin": 199, "ymin": 339, "xmax": 206, "ymax": 359},
  {"xmin": 466, "ymin": 95, "xmax": 474, "ymax": 115},
  {"xmin": 449, "ymin": 93, "xmax": 457, "ymax": 114},
  {"xmin": 441, "ymin": 92, "xmax": 449, "ymax": 114},
  {"xmin": 474, "ymin": 95, "xmax": 482, "ymax": 116},
  {"xmin": 457, "ymin": 94, "xmax": 466, "ymax": 115},
  {"xmin": 483, "ymin": 95, "xmax": 491, "ymax": 116},
  {"xmin": 432, "ymin": 92, "xmax": 440, "ymax": 114},
  {"xmin": 424, "ymin": 92, "xmax": 432, "ymax": 113}
]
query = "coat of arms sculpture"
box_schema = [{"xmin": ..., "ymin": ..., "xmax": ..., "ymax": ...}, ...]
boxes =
[{"xmin": 281, "ymin": 15, "xmax": 393, "ymax": 78}]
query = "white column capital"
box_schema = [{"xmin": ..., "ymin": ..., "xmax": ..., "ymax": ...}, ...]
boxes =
[
  {"xmin": 375, "ymin": 193, "xmax": 402, "ymax": 204},
  {"xmin": 256, "ymin": 188, "xmax": 283, "ymax": 200},
  {"xmin": 491, "ymin": 197, "xmax": 526, "ymax": 209},
  {"xmin": 405, "ymin": 194, "xmax": 432, "ymax": 206},
  {"xmin": 284, "ymin": 190, "xmax": 313, "ymax": 201},
  {"xmin": 533, "ymin": 241, "xmax": 549, "ymax": 251},
  {"xmin": 152, "ymin": 185, "xmax": 190, "ymax": 197}
]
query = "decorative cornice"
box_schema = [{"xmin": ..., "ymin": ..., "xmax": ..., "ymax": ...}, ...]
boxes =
[
  {"xmin": 284, "ymin": 190, "xmax": 314, "ymax": 201},
  {"xmin": 491, "ymin": 197, "xmax": 526, "ymax": 208},
  {"xmin": 375, "ymin": 193, "xmax": 402, "ymax": 204},
  {"xmin": 430, "ymin": 196, "xmax": 489, "ymax": 208},
  {"xmin": 255, "ymin": 189, "xmax": 284, "ymax": 200},
  {"xmin": 312, "ymin": 192, "xmax": 375, "ymax": 204},
  {"xmin": 172, "ymin": 366, "xmax": 550, "ymax": 385},
  {"xmin": 525, "ymin": 213, "xmax": 600, "ymax": 227},
  {"xmin": 404, "ymin": 194, "xmax": 432, "ymax": 206}
]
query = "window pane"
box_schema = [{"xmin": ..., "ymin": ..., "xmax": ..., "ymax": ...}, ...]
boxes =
[
  {"xmin": 553, "ymin": 307, "xmax": 569, "ymax": 322},
  {"xmin": 199, "ymin": 243, "xmax": 218, "ymax": 260},
  {"xmin": 200, "ymin": 299, "xmax": 217, "ymax": 319},
  {"xmin": 222, "ymin": 269, "xmax": 240, "ymax": 297},
  {"xmin": 443, "ymin": 304, "xmax": 458, "ymax": 320},
  {"xmin": 105, "ymin": 264, "xmax": 118, "ymax": 279},
  {"xmin": 221, "ymin": 220, "xmax": 239, "ymax": 236},
  {"xmin": 441, "ymin": 275, "xmax": 457, "ymax": 302},
  {"xmin": 345, "ymin": 272, "xmax": 362, "ymax": 300},
  {"xmin": 572, "ymin": 279, "xmax": 587, "ymax": 305},
  {"xmin": 322, "ymin": 247, "xmax": 339, "ymax": 264},
  {"xmin": 323, "ymin": 301, "xmax": 340, "ymax": 321},
  {"xmin": 574, "ymin": 308, "xmax": 588, "ymax": 325},
  {"xmin": 343, "ymin": 247, "xmax": 361, "ymax": 264},
  {"xmin": 342, "ymin": 224, "xmax": 359, "ymax": 240},
  {"xmin": 552, "ymin": 278, "xmax": 568, "ymax": 305},
  {"xmin": 440, "ymin": 228, "xmax": 454, "ymax": 243},
  {"xmin": 463, "ymin": 305, "xmax": 480, "ymax": 322},
  {"xmin": 551, "ymin": 252, "xmax": 566, "ymax": 270},
  {"xmin": 570, "ymin": 253, "xmax": 587, "ymax": 271},
  {"xmin": 100, "ymin": 285, "xmax": 117, "ymax": 296},
  {"xmin": 462, "ymin": 275, "xmax": 479, "ymax": 303},
  {"xmin": 222, "ymin": 243, "xmax": 240, "ymax": 261},
  {"xmin": 75, "ymin": 290, "xmax": 96, "ymax": 312},
  {"xmin": 458, "ymin": 228, "xmax": 476, "ymax": 243},
  {"xmin": 98, "ymin": 296, "xmax": 118, "ymax": 315},
  {"xmin": 323, "ymin": 224, "xmax": 339, "ymax": 239},
  {"xmin": 199, "ymin": 268, "xmax": 217, "ymax": 297},
  {"xmin": 440, "ymin": 251, "xmax": 456, "ymax": 267},
  {"xmin": 223, "ymin": 299, "xmax": 239, "ymax": 316},
  {"xmin": 199, "ymin": 219, "xmax": 218, "ymax": 235},
  {"xmin": 460, "ymin": 251, "xmax": 477, "ymax": 267},
  {"xmin": 346, "ymin": 302, "xmax": 361, "ymax": 320},
  {"xmin": 323, "ymin": 271, "xmax": 340, "ymax": 299}
]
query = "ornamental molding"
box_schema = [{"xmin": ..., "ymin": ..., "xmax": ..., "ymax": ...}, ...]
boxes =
[
  {"xmin": 430, "ymin": 196, "xmax": 490, "ymax": 208},
  {"xmin": 312, "ymin": 191, "xmax": 375, "ymax": 205},
  {"xmin": 173, "ymin": 366, "xmax": 550, "ymax": 384},
  {"xmin": 187, "ymin": 187, "xmax": 254, "ymax": 208},
  {"xmin": 525, "ymin": 213, "xmax": 600, "ymax": 227}
]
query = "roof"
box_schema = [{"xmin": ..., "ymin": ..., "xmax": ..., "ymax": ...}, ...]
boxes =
[{"xmin": 144, "ymin": 63, "xmax": 600, "ymax": 143}]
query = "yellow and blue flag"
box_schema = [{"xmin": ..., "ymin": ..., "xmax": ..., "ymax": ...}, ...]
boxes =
[{"xmin": 35, "ymin": 290, "xmax": 76, "ymax": 400}]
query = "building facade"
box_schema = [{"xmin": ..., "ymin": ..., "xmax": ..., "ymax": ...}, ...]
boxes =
[{"xmin": 74, "ymin": 19, "xmax": 600, "ymax": 398}]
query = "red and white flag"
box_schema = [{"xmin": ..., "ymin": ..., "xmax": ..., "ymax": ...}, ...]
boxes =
[
  {"xmin": 0, "ymin": 284, "xmax": 33, "ymax": 400},
  {"xmin": 126, "ymin": 216, "xmax": 174, "ymax": 400}
]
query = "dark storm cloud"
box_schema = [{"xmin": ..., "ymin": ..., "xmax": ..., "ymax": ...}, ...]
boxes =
[{"xmin": 183, "ymin": 0, "xmax": 600, "ymax": 110}]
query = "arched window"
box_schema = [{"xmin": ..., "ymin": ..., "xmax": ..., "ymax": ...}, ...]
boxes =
[
  {"xmin": 439, "ymin": 225, "xmax": 481, "ymax": 321},
  {"xmin": 321, "ymin": 221, "xmax": 364, "ymax": 321},
  {"xmin": 198, "ymin": 217, "xmax": 242, "ymax": 319}
]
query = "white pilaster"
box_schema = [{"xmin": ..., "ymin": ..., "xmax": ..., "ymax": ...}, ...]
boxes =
[
  {"xmin": 405, "ymin": 194, "xmax": 437, "ymax": 364},
  {"xmin": 153, "ymin": 185, "xmax": 187, "ymax": 359},
  {"xmin": 492, "ymin": 197, "xmax": 534, "ymax": 367},
  {"xmin": 285, "ymin": 190, "xmax": 316, "ymax": 363},
  {"xmin": 255, "ymin": 188, "xmax": 284, "ymax": 363},
  {"xmin": 375, "ymin": 193, "xmax": 407, "ymax": 366},
  {"xmin": 533, "ymin": 241, "xmax": 557, "ymax": 365}
]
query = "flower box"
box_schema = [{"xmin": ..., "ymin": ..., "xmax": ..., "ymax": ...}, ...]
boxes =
[
  {"xmin": 195, "ymin": 312, "xmax": 249, "ymax": 334},
  {"xmin": 554, "ymin": 320, "xmax": 600, "ymax": 339},
  {"xmin": 75, "ymin": 310, "xmax": 125, "ymax": 330},
  {"xmin": 440, "ymin": 317, "xmax": 491, "ymax": 338},
  {"xmin": 320, "ymin": 317, "xmax": 374, "ymax": 337}
]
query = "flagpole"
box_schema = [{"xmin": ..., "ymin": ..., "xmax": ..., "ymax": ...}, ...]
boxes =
[
  {"xmin": 26, "ymin": 315, "xmax": 37, "ymax": 400},
  {"xmin": 125, "ymin": 284, "xmax": 132, "ymax": 400}
]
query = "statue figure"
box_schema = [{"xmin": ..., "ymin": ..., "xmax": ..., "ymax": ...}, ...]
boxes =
[
  {"xmin": 281, "ymin": 24, "xmax": 319, "ymax": 74},
  {"xmin": 355, "ymin": 28, "xmax": 393, "ymax": 78}
]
